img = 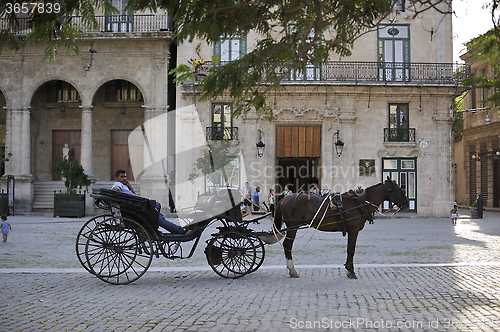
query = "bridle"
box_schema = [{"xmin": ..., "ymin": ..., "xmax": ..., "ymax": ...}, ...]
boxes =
[{"xmin": 383, "ymin": 181, "xmax": 407, "ymax": 210}]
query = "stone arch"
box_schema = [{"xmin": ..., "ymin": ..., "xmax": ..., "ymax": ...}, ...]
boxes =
[
  {"xmin": 90, "ymin": 76, "xmax": 149, "ymax": 106},
  {"xmin": 29, "ymin": 78, "xmax": 85, "ymax": 181},
  {"xmin": 0, "ymin": 85, "xmax": 10, "ymax": 107},
  {"xmin": 28, "ymin": 76, "xmax": 84, "ymax": 107},
  {"xmin": 91, "ymin": 78, "xmax": 147, "ymax": 181}
]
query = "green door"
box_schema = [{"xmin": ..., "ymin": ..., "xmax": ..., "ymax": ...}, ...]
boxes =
[{"xmin": 382, "ymin": 158, "xmax": 416, "ymax": 212}]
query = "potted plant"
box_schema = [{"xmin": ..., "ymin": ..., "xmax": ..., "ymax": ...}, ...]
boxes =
[
  {"xmin": 470, "ymin": 201, "xmax": 479, "ymax": 219},
  {"xmin": 53, "ymin": 158, "xmax": 91, "ymax": 217}
]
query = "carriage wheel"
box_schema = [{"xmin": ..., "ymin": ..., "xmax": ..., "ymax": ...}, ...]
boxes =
[
  {"xmin": 205, "ymin": 230, "xmax": 259, "ymax": 279},
  {"xmin": 76, "ymin": 214, "xmax": 112, "ymax": 274},
  {"xmin": 84, "ymin": 216, "xmax": 154, "ymax": 285},
  {"xmin": 246, "ymin": 234, "xmax": 265, "ymax": 274}
]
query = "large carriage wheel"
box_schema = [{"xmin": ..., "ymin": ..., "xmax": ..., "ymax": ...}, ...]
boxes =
[
  {"xmin": 205, "ymin": 230, "xmax": 261, "ymax": 279},
  {"xmin": 76, "ymin": 214, "xmax": 112, "ymax": 273},
  {"xmin": 83, "ymin": 216, "xmax": 154, "ymax": 285}
]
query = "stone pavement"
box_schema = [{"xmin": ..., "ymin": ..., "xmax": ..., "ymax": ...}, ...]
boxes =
[{"xmin": 1, "ymin": 209, "xmax": 500, "ymax": 331}]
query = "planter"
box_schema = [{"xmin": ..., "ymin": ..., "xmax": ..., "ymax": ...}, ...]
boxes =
[
  {"xmin": 470, "ymin": 207, "xmax": 479, "ymax": 219},
  {"xmin": 54, "ymin": 194, "xmax": 86, "ymax": 217}
]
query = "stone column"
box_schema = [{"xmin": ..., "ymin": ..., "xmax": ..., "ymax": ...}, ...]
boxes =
[
  {"xmin": 432, "ymin": 113, "xmax": 455, "ymax": 215},
  {"xmin": 80, "ymin": 105, "xmax": 93, "ymax": 214},
  {"xmin": 80, "ymin": 105, "xmax": 93, "ymax": 178},
  {"xmin": 3, "ymin": 106, "xmax": 12, "ymax": 176},
  {"xmin": 21, "ymin": 108, "xmax": 30, "ymax": 175},
  {"xmin": 5, "ymin": 107, "xmax": 33, "ymax": 211}
]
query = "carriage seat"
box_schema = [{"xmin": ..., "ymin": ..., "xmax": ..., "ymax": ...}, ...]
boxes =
[
  {"xmin": 91, "ymin": 188, "xmax": 159, "ymax": 228},
  {"xmin": 187, "ymin": 187, "xmax": 243, "ymax": 222}
]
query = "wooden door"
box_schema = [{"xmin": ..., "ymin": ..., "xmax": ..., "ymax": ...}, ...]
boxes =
[
  {"xmin": 111, "ymin": 130, "xmax": 142, "ymax": 181},
  {"xmin": 276, "ymin": 126, "xmax": 321, "ymax": 192},
  {"xmin": 276, "ymin": 126, "xmax": 321, "ymax": 158},
  {"xmin": 52, "ymin": 130, "xmax": 81, "ymax": 180}
]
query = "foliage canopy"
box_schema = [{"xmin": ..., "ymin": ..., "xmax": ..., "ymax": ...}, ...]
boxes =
[{"xmin": 1, "ymin": 0, "xmax": 454, "ymax": 116}]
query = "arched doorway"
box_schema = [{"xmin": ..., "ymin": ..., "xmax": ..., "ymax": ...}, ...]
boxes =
[
  {"xmin": 92, "ymin": 79, "xmax": 145, "ymax": 181},
  {"xmin": 30, "ymin": 80, "xmax": 82, "ymax": 181}
]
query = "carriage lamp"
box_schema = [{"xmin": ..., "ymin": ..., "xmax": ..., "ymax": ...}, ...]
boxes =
[
  {"xmin": 334, "ymin": 130, "xmax": 344, "ymax": 157},
  {"xmin": 256, "ymin": 129, "xmax": 266, "ymax": 157}
]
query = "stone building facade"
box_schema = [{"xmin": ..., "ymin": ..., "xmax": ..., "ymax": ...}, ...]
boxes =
[
  {"xmin": 0, "ymin": 11, "xmax": 174, "ymax": 212},
  {"xmin": 454, "ymin": 46, "xmax": 500, "ymax": 209},
  {"xmin": 0, "ymin": 3, "xmax": 470, "ymax": 216},
  {"xmin": 175, "ymin": 2, "xmax": 470, "ymax": 216}
]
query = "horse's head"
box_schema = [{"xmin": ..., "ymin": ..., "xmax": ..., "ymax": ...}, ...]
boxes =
[{"xmin": 383, "ymin": 176, "xmax": 409, "ymax": 211}]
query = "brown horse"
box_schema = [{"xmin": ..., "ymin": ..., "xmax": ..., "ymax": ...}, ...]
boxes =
[{"xmin": 262, "ymin": 177, "xmax": 409, "ymax": 279}]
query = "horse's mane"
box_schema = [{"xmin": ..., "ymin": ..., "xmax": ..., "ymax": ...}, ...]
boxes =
[
  {"xmin": 339, "ymin": 181, "xmax": 384, "ymax": 196},
  {"xmin": 365, "ymin": 181, "xmax": 385, "ymax": 190}
]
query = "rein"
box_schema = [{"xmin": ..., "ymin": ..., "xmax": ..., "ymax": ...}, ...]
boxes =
[
  {"xmin": 272, "ymin": 180, "xmax": 405, "ymax": 238},
  {"xmin": 275, "ymin": 199, "xmax": 375, "ymax": 234}
]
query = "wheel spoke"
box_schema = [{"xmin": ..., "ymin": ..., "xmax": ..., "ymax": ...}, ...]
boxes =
[
  {"xmin": 79, "ymin": 216, "xmax": 154, "ymax": 284},
  {"xmin": 206, "ymin": 230, "xmax": 264, "ymax": 279}
]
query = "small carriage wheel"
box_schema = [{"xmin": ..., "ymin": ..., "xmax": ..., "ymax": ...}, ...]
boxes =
[
  {"xmin": 76, "ymin": 214, "xmax": 112, "ymax": 274},
  {"xmin": 205, "ymin": 230, "xmax": 259, "ymax": 279},
  {"xmin": 84, "ymin": 216, "xmax": 154, "ymax": 285}
]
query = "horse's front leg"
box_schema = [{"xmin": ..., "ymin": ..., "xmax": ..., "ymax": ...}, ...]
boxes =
[
  {"xmin": 283, "ymin": 229, "xmax": 299, "ymax": 278},
  {"xmin": 345, "ymin": 231, "xmax": 359, "ymax": 279}
]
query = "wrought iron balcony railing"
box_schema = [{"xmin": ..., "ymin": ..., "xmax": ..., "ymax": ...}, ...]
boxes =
[
  {"xmin": 384, "ymin": 128, "xmax": 416, "ymax": 142},
  {"xmin": 195, "ymin": 61, "xmax": 470, "ymax": 85},
  {"xmin": 0, "ymin": 15, "xmax": 170, "ymax": 35},
  {"xmin": 206, "ymin": 126, "xmax": 239, "ymax": 141}
]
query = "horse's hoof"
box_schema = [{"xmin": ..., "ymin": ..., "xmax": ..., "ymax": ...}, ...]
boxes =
[
  {"xmin": 346, "ymin": 272, "xmax": 357, "ymax": 279},
  {"xmin": 289, "ymin": 272, "xmax": 300, "ymax": 278}
]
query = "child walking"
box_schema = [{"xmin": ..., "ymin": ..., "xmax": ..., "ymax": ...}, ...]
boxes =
[
  {"xmin": 450, "ymin": 205, "xmax": 458, "ymax": 225},
  {"xmin": 1, "ymin": 214, "xmax": 11, "ymax": 242}
]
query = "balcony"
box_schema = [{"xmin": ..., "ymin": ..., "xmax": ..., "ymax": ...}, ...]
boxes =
[
  {"xmin": 206, "ymin": 126, "xmax": 239, "ymax": 141},
  {"xmin": 297, "ymin": 62, "xmax": 470, "ymax": 84},
  {"xmin": 384, "ymin": 128, "xmax": 416, "ymax": 142},
  {"xmin": 0, "ymin": 15, "xmax": 170, "ymax": 35},
  {"xmin": 195, "ymin": 61, "xmax": 470, "ymax": 85}
]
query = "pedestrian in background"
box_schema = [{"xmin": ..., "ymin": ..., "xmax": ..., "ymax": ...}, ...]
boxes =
[
  {"xmin": 1, "ymin": 214, "xmax": 12, "ymax": 242},
  {"xmin": 268, "ymin": 188, "xmax": 276, "ymax": 217},
  {"xmin": 253, "ymin": 187, "xmax": 261, "ymax": 211},
  {"xmin": 276, "ymin": 185, "xmax": 292, "ymax": 200},
  {"xmin": 450, "ymin": 205, "xmax": 458, "ymax": 225},
  {"xmin": 243, "ymin": 181, "xmax": 252, "ymax": 215}
]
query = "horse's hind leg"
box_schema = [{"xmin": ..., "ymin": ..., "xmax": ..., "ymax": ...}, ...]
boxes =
[
  {"xmin": 345, "ymin": 231, "xmax": 359, "ymax": 279},
  {"xmin": 283, "ymin": 230, "xmax": 299, "ymax": 278}
]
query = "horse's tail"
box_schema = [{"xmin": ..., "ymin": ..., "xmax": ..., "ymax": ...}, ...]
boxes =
[{"xmin": 258, "ymin": 199, "xmax": 285, "ymax": 245}]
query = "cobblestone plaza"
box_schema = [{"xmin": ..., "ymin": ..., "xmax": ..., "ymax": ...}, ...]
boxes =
[{"xmin": 1, "ymin": 210, "xmax": 500, "ymax": 331}]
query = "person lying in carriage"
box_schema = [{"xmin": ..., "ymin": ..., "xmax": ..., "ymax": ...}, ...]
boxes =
[{"xmin": 111, "ymin": 169, "xmax": 187, "ymax": 234}]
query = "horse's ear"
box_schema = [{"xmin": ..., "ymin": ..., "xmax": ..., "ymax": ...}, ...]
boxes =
[{"xmin": 386, "ymin": 176, "xmax": 392, "ymax": 182}]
